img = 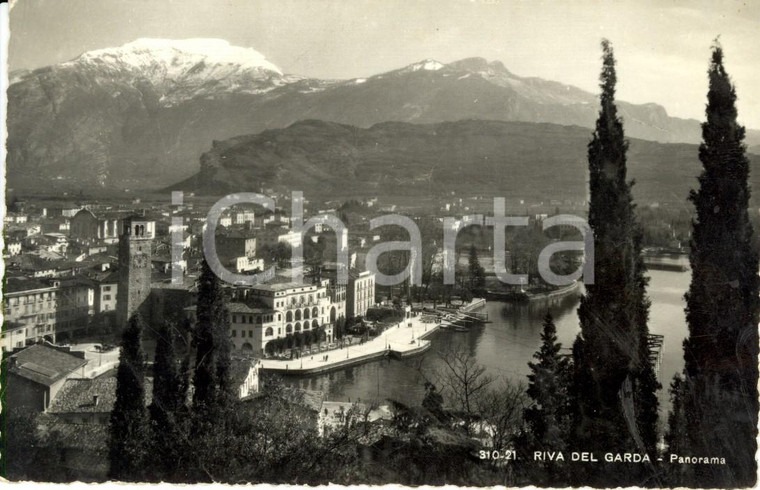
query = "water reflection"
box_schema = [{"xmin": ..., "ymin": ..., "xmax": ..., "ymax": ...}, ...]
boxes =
[{"xmin": 282, "ymin": 271, "xmax": 690, "ymax": 419}]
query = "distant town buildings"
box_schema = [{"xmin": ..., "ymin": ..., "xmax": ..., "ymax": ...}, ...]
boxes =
[{"xmin": 69, "ymin": 209, "xmax": 121, "ymax": 244}]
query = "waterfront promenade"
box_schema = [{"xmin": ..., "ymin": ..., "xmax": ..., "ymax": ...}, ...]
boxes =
[{"xmin": 260, "ymin": 313, "xmax": 442, "ymax": 375}]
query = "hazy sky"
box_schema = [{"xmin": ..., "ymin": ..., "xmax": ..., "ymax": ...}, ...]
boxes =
[{"xmin": 8, "ymin": 0, "xmax": 760, "ymax": 128}]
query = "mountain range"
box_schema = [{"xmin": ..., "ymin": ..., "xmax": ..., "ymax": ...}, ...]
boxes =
[
  {"xmin": 7, "ymin": 38, "xmax": 760, "ymax": 194},
  {"xmin": 173, "ymin": 119, "xmax": 760, "ymax": 205}
]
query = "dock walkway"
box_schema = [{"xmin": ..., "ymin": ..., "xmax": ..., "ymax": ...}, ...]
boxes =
[{"xmin": 260, "ymin": 313, "xmax": 442, "ymax": 375}]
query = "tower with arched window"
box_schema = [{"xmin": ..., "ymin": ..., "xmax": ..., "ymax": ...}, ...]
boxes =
[{"xmin": 116, "ymin": 215, "xmax": 155, "ymax": 329}]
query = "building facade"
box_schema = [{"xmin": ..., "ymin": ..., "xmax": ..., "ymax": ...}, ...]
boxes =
[
  {"xmin": 69, "ymin": 209, "xmax": 121, "ymax": 244},
  {"xmin": 2, "ymin": 278, "xmax": 96, "ymax": 351},
  {"xmin": 185, "ymin": 280, "xmax": 344, "ymax": 356},
  {"xmin": 347, "ymin": 270, "xmax": 375, "ymax": 319}
]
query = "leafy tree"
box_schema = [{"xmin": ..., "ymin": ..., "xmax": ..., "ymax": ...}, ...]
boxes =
[
  {"xmin": 109, "ymin": 314, "xmax": 149, "ymax": 481},
  {"xmin": 467, "ymin": 245, "xmax": 486, "ymax": 296},
  {"xmin": 421, "ymin": 381, "xmax": 444, "ymax": 419},
  {"xmin": 571, "ymin": 39, "xmax": 658, "ymax": 485},
  {"xmin": 670, "ymin": 41, "xmax": 760, "ymax": 488},
  {"xmin": 334, "ymin": 315, "xmax": 347, "ymax": 340}
]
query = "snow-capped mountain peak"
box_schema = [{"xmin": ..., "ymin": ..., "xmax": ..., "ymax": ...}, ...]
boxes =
[
  {"xmin": 387, "ymin": 58, "xmax": 445, "ymax": 76},
  {"xmin": 75, "ymin": 38, "xmax": 282, "ymax": 75},
  {"xmin": 63, "ymin": 38, "xmax": 286, "ymax": 105}
]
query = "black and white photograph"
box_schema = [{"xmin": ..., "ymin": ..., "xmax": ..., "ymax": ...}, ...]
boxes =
[{"xmin": 1, "ymin": 1, "xmax": 759, "ymax": 487}]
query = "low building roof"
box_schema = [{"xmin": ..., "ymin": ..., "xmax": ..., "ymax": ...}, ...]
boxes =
[
  {"xmin": 229, "ymin": 354, "xmax": 260, "ymax": 388},
  {"xmin": 48, "ymin": 375, "xmax": 153, "ymax": 414},
  {"xmin": 4, "ymin": 276, "xmax": 55, "ymax": 294},
  {"xmin": 8, "ymin": 344, "xmax": 88, "ymax": 387}
]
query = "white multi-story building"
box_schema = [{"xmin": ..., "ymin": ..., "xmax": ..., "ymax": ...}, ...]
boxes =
[
  {"xmin": 347, "ymin": 270, "xmax": 375, "ymax": 319},
  {"xmin": 234, "ymin": 210, "xmax": 256, "ymax": 225},
  {"xmin": 185, "ymin": 280, "xmax": 344, "ymax": 356}
]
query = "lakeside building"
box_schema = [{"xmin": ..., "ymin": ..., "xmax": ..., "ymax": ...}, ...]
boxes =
[
  {"xmin": 184, "ymin": 279, "xmax": 344, "ymax": 356},
  {"xmin": 347, "ymin": 270, "xmax": 375, "ymax": 319}
]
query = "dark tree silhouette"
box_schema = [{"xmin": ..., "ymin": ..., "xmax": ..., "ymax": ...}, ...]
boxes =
[
  {"xmin": 109, "ymin": 314, "xmax": 149, "ymax": 481},
  {"xmin": 193, "ymin": 259, "xmax": 234, "ymax": 413},
  {"xmin": 149, "ymin": 321, "xmax": 190, "ymax": 480},
  {"xmin": 571, "ymin": 39, "xmax": 659, "ymax": 485},
  {"xmin": 467, "ymin": 245, "xmax": 486, "ymax": 296},
  {"xmin": 669, "ymin": 41, "xmax": 759, "ymax": 488}
]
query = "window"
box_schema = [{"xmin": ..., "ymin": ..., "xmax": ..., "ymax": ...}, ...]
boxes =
[
  {"xmin": 103, "ymin": 295, "xmax": 111, "ymax": 301},
  {"xmin": 232, "ymin": 330, "xmax": 237, "ymax": 337}
]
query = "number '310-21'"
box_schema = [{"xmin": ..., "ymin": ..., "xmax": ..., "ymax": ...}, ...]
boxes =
[{"xmin": 479, "ymin": 449, "xmax": 516, "ymax": 460}]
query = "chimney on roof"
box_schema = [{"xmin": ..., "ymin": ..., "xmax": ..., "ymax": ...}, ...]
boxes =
[{"xmin": 93, "ymin": 395, "xmax": 99, "ymax": 406}]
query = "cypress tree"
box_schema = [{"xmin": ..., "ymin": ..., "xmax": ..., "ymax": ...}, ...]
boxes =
[
  {"xmin": 193, "ymin": 259, "xmax": 234, "ymax": 412},
  {"xmin": 109, "ymin": 314, "xmax": 149, "ymax": 481},
  {"xmin": 571, "ymin": 39, "xmax": 658, "ymax": 484},
  {"xmin": 632, "ymin": 225, "xmax": 661, "ymax": 457},
  {"xmin": 672, "ymin": 41, "xmax": 759, "ymax": 487},
  {"xmin": 522, "ymin": 311, "xmax": 572, "ymax": 485},
  {"xmin": 149, "ymin": 321, "xmax": 188, "ymax": 480}
]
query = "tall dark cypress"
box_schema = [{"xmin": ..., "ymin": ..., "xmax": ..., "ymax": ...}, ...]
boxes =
[
  {"xmin": 149, "ymin": 321, "xmax": 188, "ymax": 480},
  {"xmin": 192, "ymin": 259, "xmax": 234, "ymax": 412},
  {"xmin": 674, "ymin": 41, "xmax": 759, "ymax": 487},
  {"xmin": 109, "ymin": 314, "xmax": 149, "ymax": 481},
  {"xmin": 522, "ymin": 311, "xmax": 572, "ymax": 485},
  {"xmin": 632, "ymin": 225, "xmax": 661, "ymax": 456},
  {"xmin": 572, "ymin": 39, "xmax": 658, "ymax": 484}
]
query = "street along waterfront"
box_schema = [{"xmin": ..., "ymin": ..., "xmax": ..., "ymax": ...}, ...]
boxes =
[{"xmin": 283, "ymin": 270, "xmax": 690, "ymax": 423}]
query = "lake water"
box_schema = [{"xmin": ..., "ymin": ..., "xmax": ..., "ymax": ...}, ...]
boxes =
[{"xmin": 284, "ymin": 270, "xmax": 690, "ymax": 424}]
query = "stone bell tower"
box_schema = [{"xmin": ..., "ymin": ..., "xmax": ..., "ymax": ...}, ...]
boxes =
[{"xmin": 116, "ymin": 215, "xmax": 155, "ymax": 329}]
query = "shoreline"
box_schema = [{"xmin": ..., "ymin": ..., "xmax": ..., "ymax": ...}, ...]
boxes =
[
  {"xmin": 485, "ymin": 280, "xmax": 582, "ymax": 303},
  {"xmin": 260, "ymin": 311, "xmax": 443, "ymax": 375}
]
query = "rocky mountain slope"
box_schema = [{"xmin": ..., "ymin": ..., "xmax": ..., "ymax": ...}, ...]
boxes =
[
  {"xmin": 172, "ymin": 119, "xmax": 760, "ymax": 205},
  {"xmin": 8, "ymin": 38, "xmax": 760, "ymax": 192}
]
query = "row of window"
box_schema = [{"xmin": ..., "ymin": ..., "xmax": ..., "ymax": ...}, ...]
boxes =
[
  {"xmin": 284, "ymin": 307, "xmax": 322, "ymax": 322},
  {"xmin": 232, "ymin": 327, "xmax": 277, "ymax": 338},
  {"xmin": 285, "ymin": 320, "xmax": 320, "ymax": 333},
  {"xmin": 273, "ymin": 291, "xmax": 325, "ymax": 308},
  {"xmin": 5, "ymin": 291, "xmax": 56, "ymax": 307},
  {"xmin": 231, "ymin": 313, "xmax": 277, "ymax": 324}
]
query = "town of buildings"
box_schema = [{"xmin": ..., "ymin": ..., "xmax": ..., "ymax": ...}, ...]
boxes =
[{"xmin": 2, "ymin": 196, "xmax": 382, "ymax": 470}]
